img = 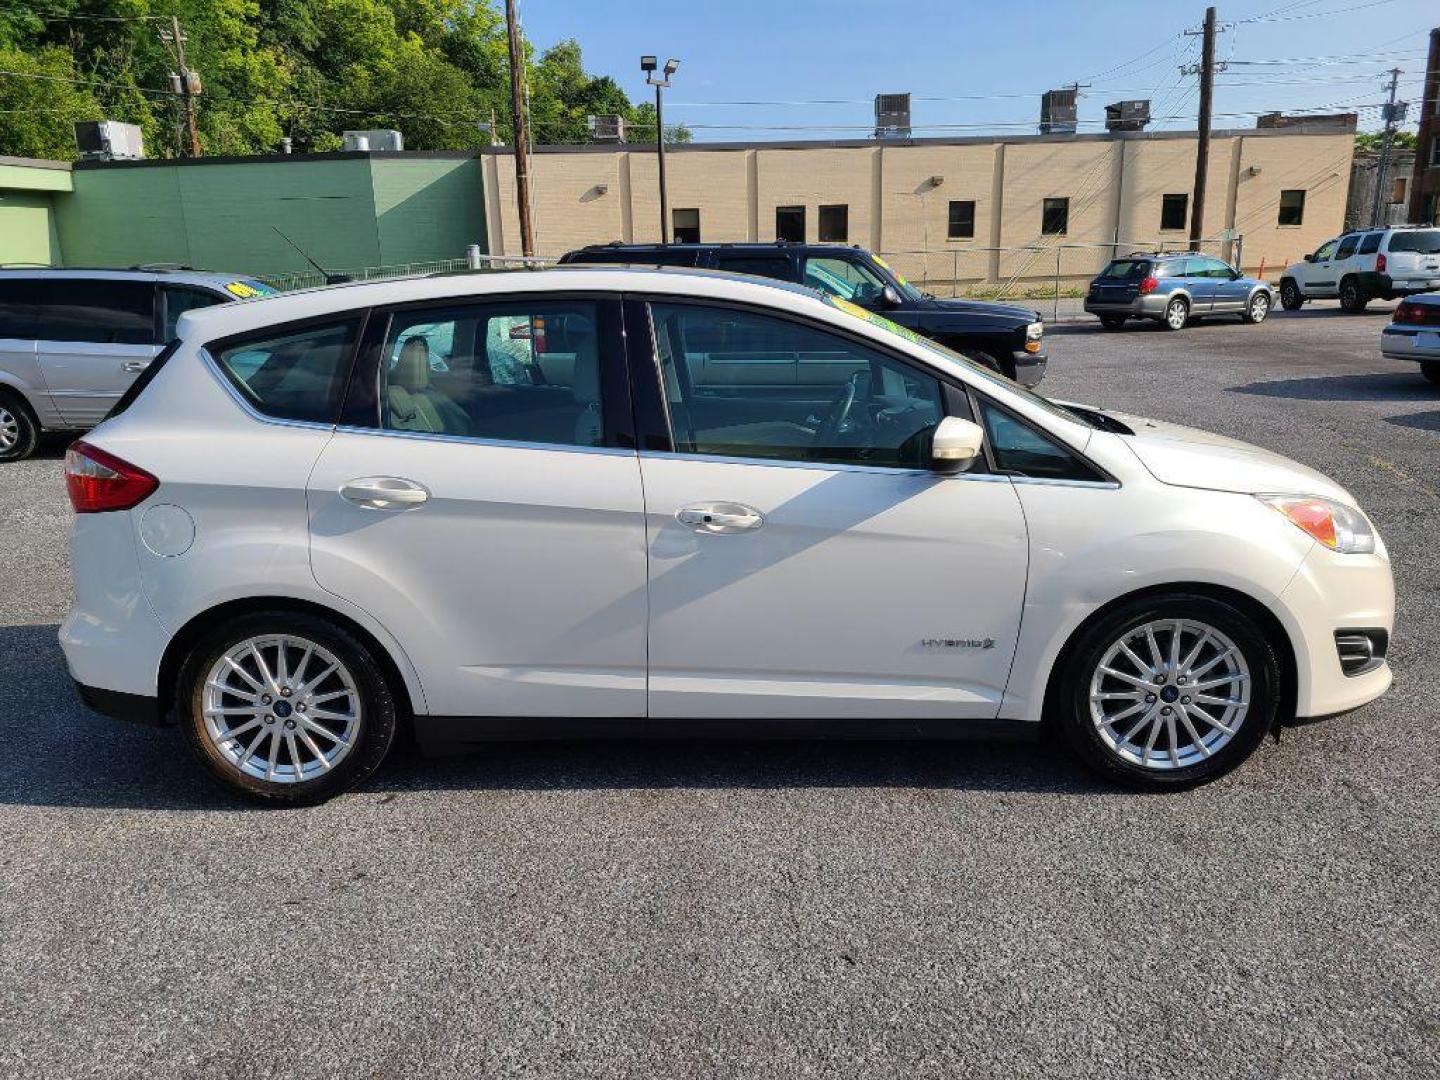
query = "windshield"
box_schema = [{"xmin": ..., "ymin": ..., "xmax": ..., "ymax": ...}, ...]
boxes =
[
  {"xmin": 868, "ymin": 253, "xmax": 926, "ymax": 301},
  {"xmin": 1387, "ymin": 230, "xmax": 1440, "ymax": 254},
  {"xmin": 820, "ymin": 295, "xmax": 1095, "ymax": 428}
]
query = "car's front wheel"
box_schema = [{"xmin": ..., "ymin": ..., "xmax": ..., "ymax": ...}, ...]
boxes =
[
  {"xmin": 1244, "ymin": 291, "xmax": 1271, "ymax": 324},
  {"xmin": 0, "ymin": 394, "xmax": 39, "ymax": 462},
  {"xmin": 176, "ymin": 611, "xmax": 397, "ymax": 804},
  {"xmin": 1279, "ymin": 279, "xmax": 1303, "ymax": 310},
  {"xmin": 1163, "ymin": 297, "xmax": 1189, "ymax": 331},
  {"xmin": 1052, "ymin": 594, "xmax": 1280, "ymax": 789}
]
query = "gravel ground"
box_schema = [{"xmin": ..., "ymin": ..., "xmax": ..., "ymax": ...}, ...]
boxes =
[{"xmin": 1, "ymin": 302, "xmax": 1437, "ymax": 1079}]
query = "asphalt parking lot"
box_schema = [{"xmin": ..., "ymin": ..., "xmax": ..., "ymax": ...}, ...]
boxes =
[{"xmin": 2, "ymin": 301, "xmax": 1437, "ymax": 1079}]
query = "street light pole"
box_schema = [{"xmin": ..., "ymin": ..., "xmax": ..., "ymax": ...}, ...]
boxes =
[{"xmin": 642, "ymin": 56, "xmax": 679, "ymax": 244}]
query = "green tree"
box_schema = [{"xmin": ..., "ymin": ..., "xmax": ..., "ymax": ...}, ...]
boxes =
[
  {"xmin": 1355, "ymin": 131, "xmax": 1418, "ymax": 153},
  {"xmin": 0, "ymin": 45, "xmax": 105, "ymax": 160}
]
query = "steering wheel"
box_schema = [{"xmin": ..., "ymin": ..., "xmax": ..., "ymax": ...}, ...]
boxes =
[{"xmin": 814, "ymin": 371, "xmax": 864, "ymax": 446}]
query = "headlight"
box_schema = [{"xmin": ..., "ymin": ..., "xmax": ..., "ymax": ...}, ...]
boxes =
[
  {"xmin": 1025, "ymin": 321, "xmax": 1044, "ymax": 341},
  {"xmin": 1257, "ymin": 494, "xmax": 1375, "ymax": 554}
]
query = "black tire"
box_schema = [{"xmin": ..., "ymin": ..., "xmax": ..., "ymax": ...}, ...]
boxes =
[
  {"xmin": 1099, "ymin": 315, "xmax": 1128, "ymax": 331},
  {"xmin": 0, "ymin": 391, "xmax": 40, "ymax": 463},
  {"xmin": 1050, "ymin": 593, "xmax": 1281, "ymax": 790},
  {"xmin": 1162, "ymin": 296, "xmax": 1189, "ymax": 331},
  {"xmin": 1279, "ymin": 279, "xmax": 1303, "ymax": 311},
  {"xmin": 1423, "ymin": 362, "xmax": 1440, "ymax": 386},
  {"xmin": 176, "ymin": 611, "xmax": 398, "ymax": 805},
  {"xmin": 1243, "ymin": 291, "xmax": 1271, "ymax": 325},
  {"xmin": 1339, "ymin": 277, "xmax": 1369, "ymax": 314}
]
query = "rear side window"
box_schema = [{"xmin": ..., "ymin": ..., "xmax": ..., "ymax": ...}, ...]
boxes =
[
  {"xmin": 1386, "ymin": 230, "xmax": 1440, "ymax": 254},
  {"xmin": 1101, "ymin": 260, "xmax": 1150, "ymax": 279},
  {"xmin": 32, "ymin": 279, "xmax": 156, "ymax": 345},
  {"xmin": 212, "ymin": 319, "xmax": 361, "ymax": 424},
  {"xmin": 1358, "ymin": 232, "xmax": 1383, "ymax": 255},
  {"xmin": 0, "ymin": 280, "xmax": 37, "ymax": 338},
  {"xmin": 714, "ymin": 254, "xmax": 793, "ymax": 280},
  {"xmin": 163, "ymin": 286, "xmax": 227, "ymax": 340}
]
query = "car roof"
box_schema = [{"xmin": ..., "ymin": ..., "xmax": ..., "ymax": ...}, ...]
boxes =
[
  {"xmin": 175, "ymin": 266, "xmax": 825, "ymax": 341},
  {"xmin": 0, "ymin": 266, "xmax": 264, "ymax": 290}
]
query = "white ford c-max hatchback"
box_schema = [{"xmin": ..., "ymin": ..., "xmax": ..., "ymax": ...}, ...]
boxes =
[{"xmin": 60, "ymin": 268, "xmax": 1393, "ymax": 803}]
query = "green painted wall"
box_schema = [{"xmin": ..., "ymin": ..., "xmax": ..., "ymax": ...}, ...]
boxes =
[
  {"xmin": 51, "ymin": 154, "xmax": 488, "ymax": 278},
  {"xmin": 0, "ymin": 191, "xmax": 63, "ymax": 266}
]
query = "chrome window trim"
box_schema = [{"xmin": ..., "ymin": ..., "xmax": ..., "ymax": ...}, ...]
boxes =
[
  {"xmin": 638, "ymin": 448, "xmax": 1015, "ymax": 481},
  {"xmin": 331, "ymin": 423, "xmax": 639, "ymax": 458}
]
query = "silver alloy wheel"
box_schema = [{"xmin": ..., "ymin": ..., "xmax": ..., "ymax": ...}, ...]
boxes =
[
  {"xmin": 202, "ymin": 634, "xmax": 361, "ymax": 784},
  {"xmin": 1250, "ymin": 293, "xmax": 1270, "ymax": 322},
  {"xmin": 1166, "ymin": 299, "xmax": 1187, "ymax": 329},
  {"xmin": 1088, "ymin": 618, "xmax": 1251, "ymax": 770},
  {"xmin": 0, "ymin": 406, "xmax": 18, "ymax": 452}
]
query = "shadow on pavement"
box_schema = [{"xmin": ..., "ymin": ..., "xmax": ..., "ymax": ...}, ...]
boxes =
[
  {"xmin": 1229, "ymin": 371, "xmax": 1439, "ymax": 403},
  {"xmin": 0, "ymin": 622, "xmax": 1112, "ymax": 811},
  {"xmin": 1386, "ymin": 410, "xmax": 1440, "ymax": 432}
]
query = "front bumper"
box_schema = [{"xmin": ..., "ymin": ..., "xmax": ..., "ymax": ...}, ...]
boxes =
[
  {"xmin": 1010, "ymin": 347, "xmax": 1047, "ymax": 387},
  {"xmin": 1381, "ymin": 326, "xmax": 1440, "ymax": 362}
]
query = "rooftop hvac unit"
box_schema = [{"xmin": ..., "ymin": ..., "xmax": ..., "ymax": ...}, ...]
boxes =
[
  {"xmin": 587, "ymin": 114, "xmax": 627, "ymax": 143},
  {"xmin": 873, "ymin": 93, "xmax": 912, "ymax": 140},
  {"xmin": 1105, "ymin": 99, "xmax": 1150, "ymax": 132},
  {"xmin": 73, "ymin": 120, "xmax": 145, "ymax": 161},
  {"xmin": 342, "ymin": 129, "xmax": 404, "ymax": 152},
  {"xmin": 1040, "ymin": 89, "xmax": 1078, "ymax": 135}
]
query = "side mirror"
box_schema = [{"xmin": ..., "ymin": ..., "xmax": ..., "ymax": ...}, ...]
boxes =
[
  {"xmin": 1303, "ymin": 253, "xmax": 1316, "ymax": 263},
  {"xmin": 929, "ymin": 416, "xmax": 985, "ymax": 474},
  {"xmin": 1230, "ymin": 268, "xmax": 1242, "ymax": 280},
  {"xmin": 880, "ymin": 285, "xmax": 901, "ymax": 308}
]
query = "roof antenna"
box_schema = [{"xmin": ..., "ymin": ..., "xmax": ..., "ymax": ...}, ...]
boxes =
[{"xmin": 271, "ymin": 226, "xmax": 352, "ymax": 284}]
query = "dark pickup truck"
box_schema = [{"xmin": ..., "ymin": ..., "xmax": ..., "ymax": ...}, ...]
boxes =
[{"xmin": 557, "ymin": 242, "xmax": 1048, "ymax": 386}]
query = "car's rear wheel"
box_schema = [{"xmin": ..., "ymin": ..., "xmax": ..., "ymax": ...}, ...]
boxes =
[
  {"xmin": 1243, "ymin": 291, "xmax": 1271, "ymax": 324},
  {"xmin": 1099, "ymin": 315, "xmax": 1128, "ymax": 331},
  {"xmin": 1163, "ymin": 297, "xmax": 1189, "ymax": 331},
  {"xmin": 1339, "ymin": 277, "xmax": 1368, "ymax": 313},
  {"xmin": 176, "ymin": 612, "xmax": 397, "ymax": 804},
  {"xmin": 1279, "ymin": 279, "xmax": 1303, "ymax": 311},
  {"xmin": 1422, "ymin": 361, "xmax": 1440, "ymax": 386},
  {"xmin": 1052, "ymin": 594, "xmax": 1280, "ymax": 789},
  {"xmin": 0, "ymin": 394, "xmax": 39, "ymax": 462}
]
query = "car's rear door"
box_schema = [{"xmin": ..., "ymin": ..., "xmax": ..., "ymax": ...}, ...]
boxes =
[
  {"xmin": 305, "ymin": 292, "xmax": 649, "ymax": 719},
  {"xmin": 629, "ymin": 295, "xmax": 1028, "ymax": 721},
  {"xmin": 33, "ymin": 277, "xmax": 162, "ymax": 426}
]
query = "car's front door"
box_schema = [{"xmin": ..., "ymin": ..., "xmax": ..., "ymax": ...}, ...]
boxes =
[
  {"xmin": 1200, "ymin": 257, "xmax": 1248, "ymax": 313},
  {"xmin": 1305, "ymin": 238, "xmax": 1342, "ymax": 296},
  {"xmin": 32, "ymin": 278, "xmax": 161, "ymax": 426},
  {"xmin": 306, "ymin": 294, "xmax": 650, "ymax": 719},
  {"xmin": 631, "ymin": 297, "xmax": 1028, "ymax": 720}
]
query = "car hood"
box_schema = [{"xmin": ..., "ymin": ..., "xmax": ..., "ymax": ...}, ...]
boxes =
[
  {"xmin": 1077, "ymin": 406, "xmax": 1357, "ymax": 504},
  {"xmin": 919, "ymin": 296, "xmax": 1040, "ymax": 323}
]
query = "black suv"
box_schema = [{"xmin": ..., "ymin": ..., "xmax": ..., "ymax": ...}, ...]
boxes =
[{"xmin": 557, "ymin": 242, "xmax": 1047, "ymax": 386}]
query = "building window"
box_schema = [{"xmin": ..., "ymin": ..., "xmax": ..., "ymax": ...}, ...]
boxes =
[
  {"xmin": 817, "ymin": 204, "xmax": 849, "ymax": 242},
  {"xmin": 947, "ymin": 200, "xmax": 976, "ymax": 239},
  {"xmin": 1431, "ymin": 137, "xmax": 1440, "ymax": 167},
  {"xmin": 1042, "ymin": 197, "xmax": 1069, "ymax": 235},
  {"xmin": 1160, "ymin": 193, "xmax": 1188, "ymax": 231},
  {"xmin": 776, "ymin": 205, "xmax": 806, "ymax": 242},
  {"xmin": 1391, "ymin": 177, "xmax": 1407, "ymax": 204},
  {"xmin": 672, "ymin": 208, "xmax": 701, "ymax": 244},
  {"xmin": 1278, "ymin": 189, "xmax": 1306, "ymax": 226}
]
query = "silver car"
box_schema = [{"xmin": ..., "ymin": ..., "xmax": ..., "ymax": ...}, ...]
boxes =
[
  {"xmin": 0, "ymin": 267, "xmax": 277, "ymax": 461},
  {"xmin": 1380, "ymin": 292, "xmax": 1440, "ymax": 385},
  {"xmin": 1085, "ymin": 253, "xmax": 1274, "ymax": 332}
]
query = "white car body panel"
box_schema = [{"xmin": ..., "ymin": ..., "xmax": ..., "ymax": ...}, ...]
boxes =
[{"xmin": 59, "ymin": 267, "xmax": 1394, "ymax": 739}]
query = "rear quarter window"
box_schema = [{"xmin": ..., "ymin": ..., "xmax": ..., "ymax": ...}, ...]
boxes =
[{"xmin": 211, "ymin": 318, "xmax": 362, "ymax": 424}]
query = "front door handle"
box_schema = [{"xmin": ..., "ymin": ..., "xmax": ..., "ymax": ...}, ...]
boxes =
[
  {"xmin": 340, "ymin": 476, "xmax": 430, "ymax": 511},
  {"xmin": 676, "ymin": 502, "xmax": 764, "ymax": 534},
  {"xmin": 122, "ymin": 360, "xmax": 152, "ymax": 373}
]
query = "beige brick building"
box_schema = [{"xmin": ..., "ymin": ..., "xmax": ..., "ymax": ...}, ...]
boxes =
[{"xmin": 481, "ymin": 125, "xmax": 1353, "ymax": 288}]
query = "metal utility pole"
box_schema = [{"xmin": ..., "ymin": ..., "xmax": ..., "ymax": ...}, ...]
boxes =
[
  {"xmin": 1187, "ymin": 6, "xmax": 1218, "ymax": 249},
  {"xmin": 159, "ymin": 16, "xmax": 201, "ymax": 157},
  {"xmin": 1370, "ymin": 68, "xmax": 1404, "ymax": 227},
  {"xmin": 505, "ymin": 0, "xmax": 536, "ymax": 257},
  {"xmin": 642, "ymin": 56, "xmax": 680, "ymax": 243}
]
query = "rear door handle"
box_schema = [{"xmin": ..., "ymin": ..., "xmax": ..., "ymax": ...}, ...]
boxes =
[
  {"xmin": 340, "ymin": 477, "xmax": 430, "ymax": 511},
  {"xmin": 677, "ymin": 502, "xmax": 764, "ymax": 534}
]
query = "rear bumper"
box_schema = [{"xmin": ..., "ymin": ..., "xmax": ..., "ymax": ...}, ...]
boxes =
[
  {"xmin": 1381, "ymin": 327, "xmax": 1440, "ymax": 361},
  {"xmin": 74, "ymin": 681, "xmax": 163, "ymax": 726},
  {"xmin": 1362, "ymin": 271, "xmax": 1440, "ymax": 296},
  {"xmin": 1084, "ymin": 294, "xmax": 1170, "ymax": 318}
]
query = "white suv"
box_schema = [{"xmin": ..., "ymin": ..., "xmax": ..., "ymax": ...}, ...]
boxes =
[
  {"xmin": 1280, "ymin": 226, "xmax": 1440, "ymax": 313},
  {"xmin": 60, "ymin": 268, "xmax": 1394, "ymax": 803}
]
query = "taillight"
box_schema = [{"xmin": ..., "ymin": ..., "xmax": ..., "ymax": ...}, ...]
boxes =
[
  {"xmin": 1376, "ymin": 252, "xmax": 1387, "ymax": 273},
  {"xmin": 1138, "ymin": 276, "xmax": 1159, "ymax": 295},
  {"xmin": 65, "ymin": 441, "xmax": 158, "ymax": 513},
  {"xmin": 1395, "ymin": 302, "xmax": 1418, "ymax": 324}
]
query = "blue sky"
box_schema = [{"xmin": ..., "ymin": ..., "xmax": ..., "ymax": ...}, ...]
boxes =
[{"xmin": 518, "ymin": 0, "xmax": 1435, "ymax": 142}]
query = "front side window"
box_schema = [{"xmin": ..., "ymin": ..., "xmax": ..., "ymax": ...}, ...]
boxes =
[
  {"xmin": 1160, "ymin": 193, "xmax": 1188, "ymax": 231},
  {"xmin": 214, "ymin": 319, "xmax": 360, "ymax": 423},
  {"xmin": 803, "ymin": 256, "xmax": 889, "ymax": 305},
  {"xmin": 648, "ymin": 301, "xmax": 943, "ymax": 469},
  {"xmin": 163, "ymin": 286, "xmax": 226, "ymax": 340},
  {"xmin": 1313, "ymin": 238, "xmax": 1339, "ymax": 261},
  {"xmin": 948, "ymin": 200, "xmax": 976, "ymax": 240},
  {"xmin": 31, "ymin": 279, "xmax": 155, "ymax": 345},
  {"xmin": 776, "ymin": 205, "xmax": 805, "ymax": 242},
  {"xmin": 1279, "ymin": 189, "xmax": 1306, "ymax": 226},
  {"xmin": 672, "ymin": 208, "xmax": 701, "ymax": 244},
  {"xmin": 1334, "ymin": 235, "xmax": 1360, "ymax": 260},
  {"xmin": 1042, "ymin": 197, "xmax": 1069, "ymax": 235},
  {"xmin": 976, "ymin": 396, "xmax": 1099, "ymax": 481},
  {"xmin": 818, "ymin": 204, "xmax": 849, "ymax": 242},
  {"xmin": 1196, "ymin": 257, "xmax": 1235, "ymax": 279},
  {"xmin": 378, "ymin": 300, "xmax": 604, "ymax": 447}
]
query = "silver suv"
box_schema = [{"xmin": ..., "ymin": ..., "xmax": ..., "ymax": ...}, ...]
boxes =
[
  {"xmin": 1279, "ymin": 226, "xmax": 1440, "ymax": 313},
  {"xmin": 0, "ymin": 267, "xmax": 276, "ymax": 461}
]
